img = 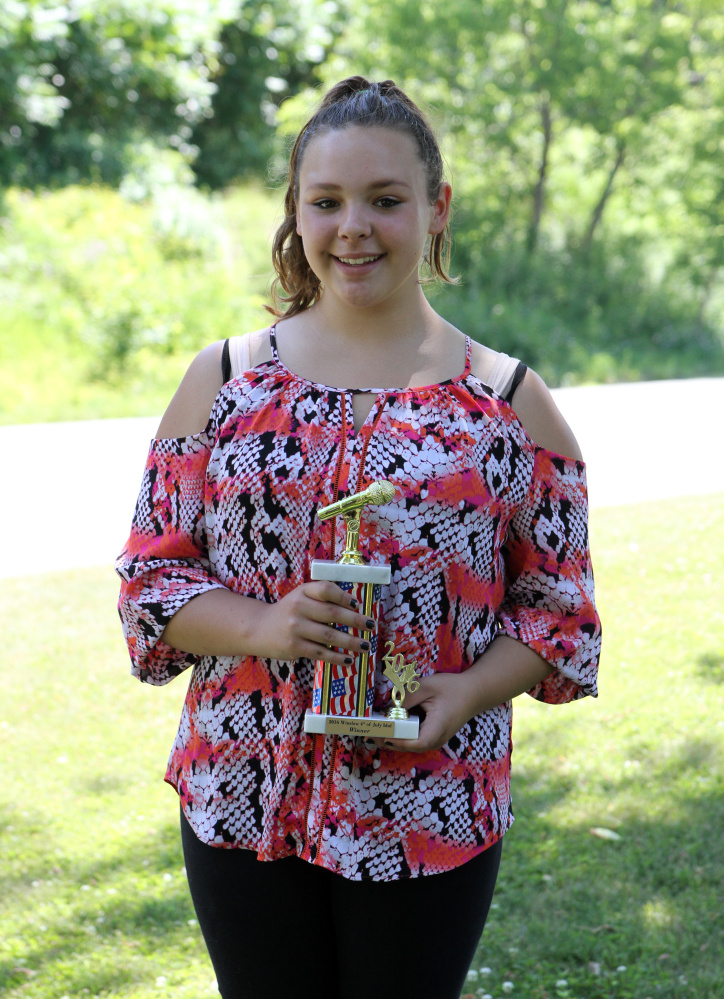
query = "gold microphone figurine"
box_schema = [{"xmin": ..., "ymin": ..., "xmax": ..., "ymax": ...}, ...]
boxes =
[{"xmin": 303, "ymin": 480, "xmax": 420, "ymax": 739}]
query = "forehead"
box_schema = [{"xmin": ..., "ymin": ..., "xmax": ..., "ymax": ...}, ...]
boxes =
[{"xmin": 298, "ymin": 125, "xmax": 425, "ymax": 188}]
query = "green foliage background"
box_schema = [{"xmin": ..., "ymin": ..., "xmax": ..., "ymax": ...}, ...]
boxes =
[
  {"xmin": 0, "ymin": 183, "xmax": 277, "ymax": 422},
  {"xmin": 1, "ymin": 0, "xmax": 723, "ymax": 422}
]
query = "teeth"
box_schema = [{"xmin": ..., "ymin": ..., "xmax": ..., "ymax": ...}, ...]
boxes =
[{"xmin": 338, "ymin": 256, "xmax": 380, "ymax": 265}]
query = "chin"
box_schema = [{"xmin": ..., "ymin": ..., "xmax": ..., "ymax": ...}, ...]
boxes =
[
  {"xmin": 343, "ymin": 292, "xmax": 391, "ymax": 312},
  {"xmin": 326, "ymin": 284, "xmax": 383, "ymax": 309}
]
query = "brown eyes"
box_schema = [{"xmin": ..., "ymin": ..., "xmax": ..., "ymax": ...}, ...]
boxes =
[{"xmin": 311, "ymin": 198, "xmax": 402, "ymax": 210}]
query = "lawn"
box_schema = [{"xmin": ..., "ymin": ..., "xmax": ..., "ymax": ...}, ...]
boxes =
[{"xmin": 1, "ymin": 494, "xmax": 722, "ymax": 999}]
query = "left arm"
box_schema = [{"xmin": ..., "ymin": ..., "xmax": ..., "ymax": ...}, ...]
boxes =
[
  {"xmin": 377, "ymin": 368, "xmax": 599, "ymax": 753},
  {"xmin": 379, "ymin": 636, "xmax": 552, "ymax": 753}
]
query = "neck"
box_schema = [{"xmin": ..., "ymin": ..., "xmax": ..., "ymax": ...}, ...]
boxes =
[
  {"xmin": 274, "ymin": 288, "xmax": 463, "ymax": 390},
  {"xmin": 308, "ymin": 288, "xmax": 442, "ymax": 350}
]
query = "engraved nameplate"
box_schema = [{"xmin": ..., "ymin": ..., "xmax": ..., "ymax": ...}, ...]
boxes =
[
  {"xmin": 325, "ymin": 717, "xmax": 396, "ymax": 737},
  {"xmin": 304, "ymin": 709, "xmax": 419, "ymax": 739}
]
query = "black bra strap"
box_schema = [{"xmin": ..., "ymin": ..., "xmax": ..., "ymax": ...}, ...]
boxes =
[
  {"xmin": 221, "ymin": 338, "xmax": 231, "ymax": 384},
  {"xmin": 504, "ymin": 361, "xmax": 527, "ymax": 403}
]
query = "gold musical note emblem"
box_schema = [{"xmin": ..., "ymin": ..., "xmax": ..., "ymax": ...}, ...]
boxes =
[{"xmin": 382, "ymin": 641, "xmax": 420, "ymax": 720}]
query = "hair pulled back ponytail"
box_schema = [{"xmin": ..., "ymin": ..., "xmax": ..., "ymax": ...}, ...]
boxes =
[{"xmin": 267, "ymin": 76, "xmax": 454, "ymax": 318}]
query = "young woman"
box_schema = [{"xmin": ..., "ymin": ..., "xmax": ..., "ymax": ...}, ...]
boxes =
[{"xmin": 117, "ymin": 77, "xmax": 601, "ymax": 999}]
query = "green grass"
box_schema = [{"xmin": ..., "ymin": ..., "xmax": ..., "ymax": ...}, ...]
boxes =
[{"xmin": 1, "ymin": 495, "xmax": 722, "ymax": 998}]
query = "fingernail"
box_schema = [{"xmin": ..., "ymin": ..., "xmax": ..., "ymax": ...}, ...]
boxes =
[
  {"xmin": 365, "ymin": 619, "xmax": 375, "ymax": 630},
  {"xmin": 360, "ymin": 641, "xmax": 370, "ymax": 651},
  {"xmin": 349, "ymin": 599, "xmax": 358, "ymax": 609},
  {"xmin": 344, "ymin": 656, "xmax": 354, "ymax": 664}
]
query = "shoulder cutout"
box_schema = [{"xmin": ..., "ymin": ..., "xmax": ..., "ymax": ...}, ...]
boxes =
[
  {"xmin": 155, "ymin": 340, "xmax": 225, "ymax": 439},
  {"xmin": 510, "ymin": 368, "xmax": 583, "ymax": 461}
]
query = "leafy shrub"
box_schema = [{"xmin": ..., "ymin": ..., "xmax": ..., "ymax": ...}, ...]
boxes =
[{"xmin": 0, "ymin": 183, "xmax": 278, "ymax": 420}]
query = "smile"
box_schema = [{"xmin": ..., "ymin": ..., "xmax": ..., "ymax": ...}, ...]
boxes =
[{"xmin": 335, "ymin": 255, "xmax": 382, "ymax": 266}]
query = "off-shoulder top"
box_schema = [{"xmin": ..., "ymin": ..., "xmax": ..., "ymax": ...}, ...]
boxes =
[{"xmin": 116, "ymin": 331, "xmax": 601, "ymax": 881}]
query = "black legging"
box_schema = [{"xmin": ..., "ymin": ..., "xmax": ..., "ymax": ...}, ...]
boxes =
[{"xmin": 180, "ymin": 807, "xmax": 502, "ymax": 999}]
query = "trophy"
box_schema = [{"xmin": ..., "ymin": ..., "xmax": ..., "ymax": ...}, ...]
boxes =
[{"xmin": 303, "ymin": 481, "xmax": 421, "ymax": 739}]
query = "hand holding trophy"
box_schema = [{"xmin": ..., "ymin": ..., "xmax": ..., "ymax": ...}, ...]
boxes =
[{"xmin": 303, "ymin": 481, "xmax": 421, "ymax": 739}]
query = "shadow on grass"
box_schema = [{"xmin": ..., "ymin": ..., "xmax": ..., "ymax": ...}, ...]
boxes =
[
  {"xmin": 84, "ymin": 773, "xmax": 129, "ymax": 795},
  {"xmin": 489, "ymin": 736, "xmax": 723, "ymax": 998},
  {"xmin": 0, "ymin": 800, "xmax": 184, "ymax": 892}
]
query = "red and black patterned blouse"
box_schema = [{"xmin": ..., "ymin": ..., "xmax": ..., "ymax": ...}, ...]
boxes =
[{"xmin": 116, "ymin": 332, "xmax": 601, "ymax": 881}]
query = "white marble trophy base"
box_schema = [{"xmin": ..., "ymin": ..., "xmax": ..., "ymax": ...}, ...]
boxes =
[
  {"xmin": 304, "ymin": 709, "xmax": 420, "ymax": 739},
  {"xmin": 310, "ymin": 559, "xmax": 391, "ymax": 584}
]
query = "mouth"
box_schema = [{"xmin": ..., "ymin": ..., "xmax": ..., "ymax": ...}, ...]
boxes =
[{"xmin": 334, "ymin": 254, "xmax": 384, "ymax": 267}]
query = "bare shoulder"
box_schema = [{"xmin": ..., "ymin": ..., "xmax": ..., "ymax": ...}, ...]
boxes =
[
  {"xmin": 511, "ymin": 368, "xmax": 583, "ymax": 461},
  {"xmin": 155, "ymin": 340, "xmax": 226, "ymax": 439}
]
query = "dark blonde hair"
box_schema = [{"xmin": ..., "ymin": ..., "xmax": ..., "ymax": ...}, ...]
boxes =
[{"xmin": 267, "ymin": 76, "xmax": 454, "ymax": 318}]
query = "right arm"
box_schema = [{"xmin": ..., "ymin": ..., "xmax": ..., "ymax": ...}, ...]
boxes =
[
  {"xmin": 160, "ymin": 583, "xmax": 375, "ymax": 665},
  {"xmin": 117, "ymin": 339, "xmax": 373, "ymax": 680}
]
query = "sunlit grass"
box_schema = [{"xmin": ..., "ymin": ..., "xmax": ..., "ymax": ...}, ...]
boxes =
[{"xmin": 1, "ymin": 494, "xmax": 722, "ymax": 997}]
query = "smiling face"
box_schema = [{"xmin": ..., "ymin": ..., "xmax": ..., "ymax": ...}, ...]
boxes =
[{"xmin": 295, "ymin": 125, "xmax": 451, "ymax": 313}]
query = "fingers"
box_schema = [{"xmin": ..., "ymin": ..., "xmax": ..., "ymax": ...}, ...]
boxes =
[
  {"xmin": 309, "ymin": 580, "xmax": 359, "ymax": 607},
  {"xmin": 373, "ymin": 719, "xmax": 445, "ymax": 755},
  {"xmin": 371, "ymin": 676, "xmax": 466, "ymax": 753},
  {"xmin": 374, "ymin": 734, "xmax": 425, "ymax": 754},
  {"xmin": 305, "ymin": 580, "xmax": 369, "ymax": 622},
  {"xmin": 289, "ymin": 582, "xmax": 376, "ymax": 666}
]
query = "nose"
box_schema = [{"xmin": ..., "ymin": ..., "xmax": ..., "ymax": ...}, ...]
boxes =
[{"xmin": 338, "ymin": 203, "xmax": 371, "ymax": 240}]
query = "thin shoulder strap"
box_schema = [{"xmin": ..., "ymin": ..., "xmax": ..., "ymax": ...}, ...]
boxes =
[{"xmin": 221, "ymin": 333, "xmax": 253, "ymax": 382}]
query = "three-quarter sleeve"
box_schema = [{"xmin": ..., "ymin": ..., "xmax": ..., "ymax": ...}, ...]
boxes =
[
  {"xmin": 115, "ymin": 430, "xmax": 226, "ymax": 685},
  {"xmin": 497, "ymin": 446, "xmax": 601, "ymax": 703}
]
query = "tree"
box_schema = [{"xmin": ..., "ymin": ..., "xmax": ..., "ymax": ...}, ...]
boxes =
[
  {"xmin": 0, "ymin": 0, "xmax": 343, "ymax": 189},
  {"xmin": 315, "ymin": 0, "xmax": 703, "ymax": 251},
  {"xmin": 297, "ymin": 0, "xmax": 724, "ymax": 379},
  {"xmin": 190, "ymin": 0, "xmax": 345, "ymax": 188},
  {"xmin": 0, "ymin": 1, "xmax": 230, "ymax": 186}
]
